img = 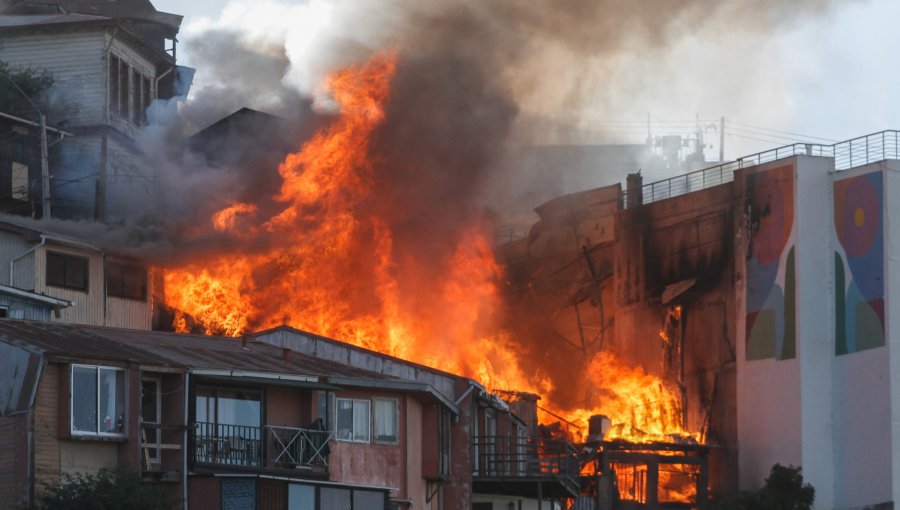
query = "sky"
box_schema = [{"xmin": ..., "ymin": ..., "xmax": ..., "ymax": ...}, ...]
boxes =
[{"xmin": 151, "ymin": 0, "xmax": 900, "ymax": 162}]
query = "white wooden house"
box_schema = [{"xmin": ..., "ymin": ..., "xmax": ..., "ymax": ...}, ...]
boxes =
[{"xmin": 0, "ymin": 1, "xmax": 182, "ymax": 220}]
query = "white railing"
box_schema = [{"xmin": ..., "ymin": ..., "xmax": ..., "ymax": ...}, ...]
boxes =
[
  {"xmin": 626, "ymin": 130, "xmax": 900, "ymax": 208},
  {"xmin": 266, "ymin": 425, "xmax": 333, "ymax": 468}
]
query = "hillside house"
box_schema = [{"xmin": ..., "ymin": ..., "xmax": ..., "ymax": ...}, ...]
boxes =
[
  {"xmin": 0, "ymin": 218, "xmax": 151, "ymax": 328},
  {"xmin": 0, "ymin": 320, "xmax": 578, "ymax": 510},
  {"xmin": 0, "ymin": 0, "xmax": 185, "ymax": 220}
]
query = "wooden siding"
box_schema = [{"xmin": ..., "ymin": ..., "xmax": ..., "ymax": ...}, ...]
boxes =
[
  {"xmin": 0, "ymin": 229, "xmax": 36, "ymax": 288},
  {"xmin": 33, "ymin": 363, "xmax": 60, "ymax": 488},
  {"xmin": 104, "ymin": 135, "xmax": 156, "ymax": 221},
  {"xmin": 52, "ymin": 135, "xmax": 102, "ymax": 220},
  {"xmin": 0, "ymin": 414, "xmax": 23, "ymax": 508},
  {"xmin": 0, "ymin": 31, "xmax": 107, "ymax": 127},
  {"xmin": 36, "ymin": 243, "xmax": 104, "ymax": 326},
  {"xmin": 32, "ymin": 243, "xmax": 151, "ymax": 328}
]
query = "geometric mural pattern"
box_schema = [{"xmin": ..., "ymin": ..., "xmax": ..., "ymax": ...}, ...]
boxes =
[
  {"xmin": 834, "ymin": 171, "xmax": 885, "ymax": 355},
  {"xmin": 745, "ymin": 164, "xmax": 796, "ymax": 361}
]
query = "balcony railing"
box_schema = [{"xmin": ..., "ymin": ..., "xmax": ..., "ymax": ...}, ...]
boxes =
[
  {"xmin": 266, "ymin": 425, "xmax": 333, "ymax": 470},
  {"xmin": 472, "ymin": 435, "xmax": 579, "ymax": 490},
  {"xmin": 193, "ymin": 422, "xmax": 262, "ymax": 467}
]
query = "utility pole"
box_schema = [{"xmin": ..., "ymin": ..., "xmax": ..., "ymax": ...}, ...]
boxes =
[
  {"xmin": 719, "ymin": 116, "xmax": 725, "ymax": 162},
  {"xmin": 39, "ymin": 114, "xmax": 51, "ymax": 218}
]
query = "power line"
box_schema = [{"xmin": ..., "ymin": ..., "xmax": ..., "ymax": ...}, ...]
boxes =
[{"xmin": 727, "ymin": 120, "xmax": 838, "ymax": 143}]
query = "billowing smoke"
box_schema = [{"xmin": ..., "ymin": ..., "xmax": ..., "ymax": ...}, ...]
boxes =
[{"xmin": 94, "ymin": 0, "xmax": 850, "ymax": 409}]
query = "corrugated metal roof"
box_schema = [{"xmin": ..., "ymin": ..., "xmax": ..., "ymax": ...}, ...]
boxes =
[{"xmin": 0, "ymin": 319, "xmax": 393, "ymax": 380}]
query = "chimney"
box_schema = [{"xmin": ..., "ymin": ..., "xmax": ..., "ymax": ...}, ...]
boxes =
[{"xmin": 626, "ymin": 171, "xmax": 643, "ymax": 208}]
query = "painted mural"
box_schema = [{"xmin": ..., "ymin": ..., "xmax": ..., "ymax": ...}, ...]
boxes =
[
  {"xmin": 834, "ymin": 171, "xmax": 884, "ymax": 355},
  {"xmin": 745, "ymin": 164, "xmax": 796, "ymax": 361}
]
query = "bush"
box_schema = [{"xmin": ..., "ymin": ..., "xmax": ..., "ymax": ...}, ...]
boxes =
[
  {"xmin": 716, "ymin": 464, "xmax": 814, "ymax": 510},
  {"xmin": 36, "ymin": 469, "xmax": 174, "ymax": 510}
]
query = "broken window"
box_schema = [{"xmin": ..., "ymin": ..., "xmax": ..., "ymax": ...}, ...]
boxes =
[
  {"xmin": 335, "ymin": 398, "xmax": 370, "ymax": 442},
  {"xmin": 106, "ymin": 260, "xmax": 147, "ymax": 300},
  {"xmin": 71, "ymin": 365, "xmax": 126, "ymax": 436},
  {"xmin": 46, "ymin": 252, "xmax": 89, "ymax": 291}
]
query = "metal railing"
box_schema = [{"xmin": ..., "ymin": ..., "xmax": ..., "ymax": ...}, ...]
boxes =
[
  {"xmin": 625, "ymin": 130, "xmax": 900, "ymax": 208},
  {"xmin": 472, "ymin": 435, "xmax": 579, "ymax": 492},
  {"xmin": 193, "ymin": 422, "xmax": 262, "ymax": 467},
  {"xmin": 266, "ymin": 425, "xmax": 332, "ymax": 469}
]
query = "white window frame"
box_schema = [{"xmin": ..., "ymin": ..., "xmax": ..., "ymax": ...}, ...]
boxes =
[
  {"xmin": 70, "ymin": 364, "xmax": 127, "ymax": 438},
  {"xmin": 373, "ymin": 397, "xmax": 399, "ymax": 445},
  {"xmin": 334, "ymin": 397, "xmax": 370, "ymax": 443}
]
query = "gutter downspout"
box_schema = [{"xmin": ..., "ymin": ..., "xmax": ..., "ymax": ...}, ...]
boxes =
[
  {"xmin": 10, "ymin": 235, "xmax": 46, "ymax": 287},
  {"xmin": 183, "ymin": 371, "xmax": 189, "ymax": 510}
]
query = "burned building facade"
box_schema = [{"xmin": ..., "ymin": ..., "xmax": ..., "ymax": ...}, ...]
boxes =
[{"xmin": 499, "ymin": 130, "xmax": 900, "ymax": 509}]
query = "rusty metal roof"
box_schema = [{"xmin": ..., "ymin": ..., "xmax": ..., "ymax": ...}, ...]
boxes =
[{"xmin": 0, "ymin": 319, "xmax": 392, "ymax": 380}]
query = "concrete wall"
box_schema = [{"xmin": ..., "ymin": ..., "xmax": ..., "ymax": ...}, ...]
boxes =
[
  {"xmin": 831, "ymin": 162, "xmax": 892, "ymax": 509},
  {"xmin": 885, "ymin": 160, "xmax": 900, "ymax": 508},
  {"xmin": 735, "ymin": 159, "xmax": 804, "ymax": 490}
]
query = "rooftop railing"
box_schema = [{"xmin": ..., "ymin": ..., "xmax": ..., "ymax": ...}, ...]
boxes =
[{"xmin": 626, "ymin": 129, "xmax": 900, "ymax": 208}]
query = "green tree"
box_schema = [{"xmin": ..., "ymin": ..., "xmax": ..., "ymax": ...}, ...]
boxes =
[
  {"xmin": 36, "ymin": 469, "xmax": 174, "ymax": 510},
  {"xmin": 0, "ymin": 59, "xmax": 54, "ymax": 116},
  {"xmin": 716, "ymin": 464, "xmax": 814, "ymax": 510}
]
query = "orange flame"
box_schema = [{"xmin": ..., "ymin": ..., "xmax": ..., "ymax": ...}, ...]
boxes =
[
  {"xmin": 163, "ymin": 51, "xmax": 549, "ymax": 398},
  {"xmin": 553, "ymin": 351, "xmax": 696, "ymax": 443},
  {"xmin": 164, "ymin": 51, "xmax": 697, "ymax": 444}
]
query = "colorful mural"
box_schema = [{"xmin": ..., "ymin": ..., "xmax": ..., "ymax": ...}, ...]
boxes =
[
  {"xmin": 745, "ymin": 164, "xmax": 796, "ymax": 361},
  {"xmin": 834, "ymin": 171, "xmax": 884, "ymax": 355}
]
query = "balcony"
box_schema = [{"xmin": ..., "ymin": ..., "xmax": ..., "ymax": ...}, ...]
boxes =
[
  {"xmin": 191, "ymin": 422, "xmax": 332, "ymax": 474},
  {"xmin": 266, "ymin": 425, "xmax": 332, "ymax": 472},
  {"xmin": 193, "ymin": 422, "xmax": 263, "ymax": 467},
  {"xmin": 472, "ymin": 435, "xmax": 580, "ymax": 499}
]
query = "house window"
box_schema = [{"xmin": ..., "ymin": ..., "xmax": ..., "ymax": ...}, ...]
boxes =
[
  {"xmin": 141, "ymin": 377, "xmax": 162, "ymax": 464},
  {"xmin": 109, "ymin": 54, "xmax": 120, "ymax": 116},
  {"xmin": 194, "ymin": 387, "xmax": 261, "ymax": 466},
  {"xmin": 47, "ymin": 252, "xmax": 89, "ymax": 291},
  {"xmin": 109, "ymin": 53, "xmax": 154, "ymax": 125},
  {"xmin": 373, "ymin": 398, "xmax": 398, "ymax": 443},
  {"xmin": 336, "ymin": 398, "xmax": 370, "ymax": 442},
  {"xmin": 106, "ymin": 261, "xmax": 147, "ymax": 300},
  {"xmin": 71, "ymin": 365, "xmax": 126, "ymax": 436}
]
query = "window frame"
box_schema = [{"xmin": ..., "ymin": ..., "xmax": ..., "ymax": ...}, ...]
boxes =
[
  {"xmin": 46, "ymin": 251, "xmax": 89, "ymax": 292},
  {"xmin": 70, "ymin": 364, "xmax": 127, "ymax": 438},
  {"xmin": 373, "ymin": 397, "xmax": 399, "ymax": 445},
  {"xmin": 106, "ymin": 260, "xmax": 148, "ymax": 301},
  {"xmin": 141, "ymin": 376, "xmax": 162, "ymax": 463},
  {"xmin": 335, "ymin": 397, "xmax": 371, "ymax": 443}
]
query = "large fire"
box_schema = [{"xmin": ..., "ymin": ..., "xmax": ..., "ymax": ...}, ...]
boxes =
[{"xmin": 164, "ymin": 51, "xmax": 694, "ymax": 444}]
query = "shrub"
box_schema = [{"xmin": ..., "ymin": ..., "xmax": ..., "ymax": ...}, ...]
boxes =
[
  {"xmin": 716, "ymin": 464, "xmax": 814, "ymax": 510},
  {"xmin": 36, "ymin": 469, "xmax": 174, "ymax": 510}
]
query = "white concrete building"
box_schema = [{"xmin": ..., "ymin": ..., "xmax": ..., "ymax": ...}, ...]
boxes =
[{"xmin": 733, "ymin": 133, "xmax": 900, "ymax": 509}]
